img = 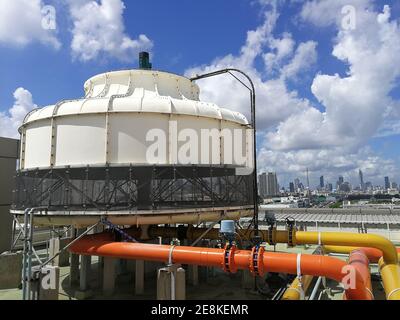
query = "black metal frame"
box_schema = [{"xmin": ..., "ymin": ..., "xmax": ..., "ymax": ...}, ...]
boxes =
[
  {"xmin": 190, "ymin": 69, "xmax": 259, "ymax": 236},
  {"xmin": 13, "ymin": 166, "xmax": 254, "ymax": 211}
]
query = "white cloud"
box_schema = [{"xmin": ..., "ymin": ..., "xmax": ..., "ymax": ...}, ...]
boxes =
[
  {"xmin": 375, "ymin": 120, "xmax": 400, "ymax": 138},
  {"xmin": 0, "ymin": 0, "xmax": 60, "ymax": 49},
  {"xmin": 0, "ymin": 88, "xmax": 37, "ymax": 139},
  {"xmin": 263, "ymin": 32, "xmax": 295, "ymax": 73},
  {"xmin": 185, "ymin": 6, "xmax": 315, "ymax": 129},
  {"xmin": 300, "ymin": 0, "xmax": 372, "ymax": 28},
  {"xmin": 69, "ymin": 0, "xmax": 153, "ymax": 62},
  {"xmin": 281, "ymin": 41, "xmax": 318, "ymax": 79},
  {"xmin": 186, "ymin": 1, "xmax": 400, "ymax": 186},
  {"xmin": 268, "ymin": 2, "xmax": 400, "ymax": 151}
]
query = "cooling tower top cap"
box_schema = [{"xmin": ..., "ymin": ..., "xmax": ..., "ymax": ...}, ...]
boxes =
[{"xmin": 22, "ymin": 67, "xmax": 250, "ymax": 127}]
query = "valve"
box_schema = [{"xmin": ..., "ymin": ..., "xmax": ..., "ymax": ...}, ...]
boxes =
[
  {"xmin": 220, "ymin": 220, "xmax": 236, "ymax": 246},
  {"xmin": 285, "ymin": 217, "xmax": 296, "ymax": 247}
]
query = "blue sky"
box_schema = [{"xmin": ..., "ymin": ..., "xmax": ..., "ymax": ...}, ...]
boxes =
[
  {"xmin": 0, "ymin": 0, "xmax": 399, "ymax": 188},
  {"xmin": 0, "ymin": 0, "xmax": 264, "ymax": 106}
]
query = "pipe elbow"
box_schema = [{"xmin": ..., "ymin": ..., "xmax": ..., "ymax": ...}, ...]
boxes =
[
  {"xmin": 363, "ymin": 234, "xmax": 398, "ymax": 265},
  {"xmin": 297, "ymin": 231, "xmax": 398, "ymax": 265}
]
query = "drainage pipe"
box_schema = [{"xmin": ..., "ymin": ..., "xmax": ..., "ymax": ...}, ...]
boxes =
[{"xmin": 69, "ymin": 233, "xmax": 371, "ymax": 300}]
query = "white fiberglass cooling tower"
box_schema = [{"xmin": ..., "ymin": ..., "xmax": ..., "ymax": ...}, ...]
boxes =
[{"xmin": 13, "ymin": 53, "xmax": 254, "ymax": 226}]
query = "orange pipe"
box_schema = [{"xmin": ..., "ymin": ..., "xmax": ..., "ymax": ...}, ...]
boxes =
[
  {"xmin": 348, "ymin": 250, "xmax": 373, "ymax": 300},
  {"xmin": 324, "ymin": 246, "xmax": 400, "ymax": 263},
  {"xmin": 69, "ymin": 233, "xmax": 370, "ymax": 300},
  {"xmin": 355, "ymin": 247, "xmax": 387, "ymax": 264}
]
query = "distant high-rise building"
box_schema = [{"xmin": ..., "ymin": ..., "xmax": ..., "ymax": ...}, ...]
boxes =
[
  {"xmin": 359, "ymin": 169, "xmax": 365, "ymax": 191},
  {"xmin": 294, "ymin": 178, "xmax": 300, "ymax": 191},
  {"xmin": 259, "ymin": 172, "xmax": 279, "ymax": 197},
  {"xmin": 289, "ymin": 182, "xmax": 295, "ymax": 193},
  {"xmin": 265, "ymin": 172, "xmax": 279, "ymax": 196},
  {"xmin": 385, "ymin": 177, "xmax": 390, "ymax": 190},
  {"xmin": 391, "ymin": 182, "xmax": 398, "ymax": 190},
  {"xmin": 259, "ymin": 173, "xmax": 267, "ymax": 197},
  {"xmin": 327, "ymin": 183, "xmax": 333, "ymax": 192},
  {"xmin": 337, "ymin": 176, "xmax": 344, "ymax": 190},
  {"xmin": 339, "ymin": 182, "xmax": 351, "ymax": 193},
  {"xmin": 320, "ymin": 176, "xmax": 324, "ymax": 189}
]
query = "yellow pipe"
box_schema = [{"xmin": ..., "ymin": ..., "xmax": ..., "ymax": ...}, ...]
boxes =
[
  {"xmin": 379, "ymin": 258, "xmax": 400, "ymax": 300},
  {"xmin": 281, "ymin": 275, "xmax": 313, "ymax": 300},
  {"xmin": 295, "ymin": 232, "xmax": 398, "ymax": 265},
  {"xmin": 296, "ymin": 232, "xmax": 400, "ymax": 300},
  {"xmin": 323, "ymin": 245, "xmax": 400, "ymax": 300},
  {"xmin": 324, "ymin": 245, "xmax": 362, "ymax": 255},
  {"xmin": 323, "ymin": 245, "xmax": 400, "ymax": 262}
]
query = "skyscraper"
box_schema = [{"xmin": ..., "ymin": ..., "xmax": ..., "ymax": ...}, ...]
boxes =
[
  {"xmin": 337, "ymin": 176, "xmax": 344, "ymax": 190},
  {"xmin": 259, "ymin": 173, "xmax": 267, "ymax": 197},
  {"xmin": 265, "ymin": 172, "xmax": 279, "ymax": 196},
  {"xmin": 359, "ymin": 169, "xmax": 365, "ymax": 191},
  {"xmin": 320, "ymin": 176, "xmax": 324, "ymax": 189},
  {"xmin": 289, "ymin": 182, "xmax": 295, "ymax": 193},
  {"xmin": 385, "ymin": 176, "xmax": 390, "ymax": 190},
  {"xmin": 294, "ymin": 178, "xmax": 300, "ymax": 191},
  {"xmin": 340, "ymin": 182, "xmax": 351, "ymax": 193}
]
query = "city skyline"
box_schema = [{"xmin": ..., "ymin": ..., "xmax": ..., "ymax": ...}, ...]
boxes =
[{"xmin": 258, "ymin": 169, "xmax": 399, "ymax": 192}]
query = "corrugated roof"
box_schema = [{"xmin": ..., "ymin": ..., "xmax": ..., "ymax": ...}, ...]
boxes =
[{"xmin": 269, "ymin": 212, "xmax": 400, "ymax": 225}]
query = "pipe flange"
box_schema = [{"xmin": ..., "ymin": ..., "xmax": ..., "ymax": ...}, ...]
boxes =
[
  {"xmin": 286, "ymin": 217, "xmax": 296, "ymax": 247},
  {"xmin": 222, "ymin": 244, "xmax": 237, "ymax": 274},
  {"xmin": 250, "ymin": 246, "xmax": 265, "ymax": 277}
]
